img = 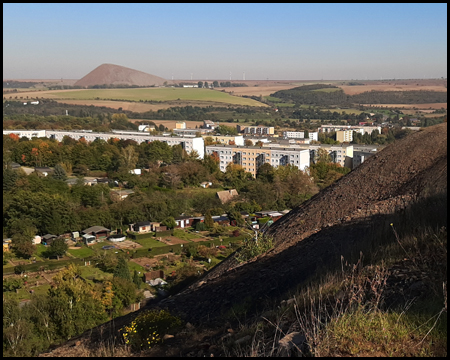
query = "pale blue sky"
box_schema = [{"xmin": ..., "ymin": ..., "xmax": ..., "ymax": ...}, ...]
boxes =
[{"xmin": 3, "ymin": 3, "xmax": 447, "ymax": 80}]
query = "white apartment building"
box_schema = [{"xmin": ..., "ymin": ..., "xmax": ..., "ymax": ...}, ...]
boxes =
[
  {"xmin": 3, "ymin": 129, "xmax": 46, "ymax": 139},
  {"xmin": 300, "ymin": 144, "xmax": 353, "ymax": 168},
  {"xmin": 319, "ymin": 125, "xmax": 381, "ymax": 135},
  {"xmin": 353, "ymin": 149, "xmax": 376, "ymax": 169},
  {"xmin": 269, "ymin": 148, "xmax": 310, "ymax": 171},
  {"xmin": 3, "ymin": 129, "xmax": 205, "ymax": 159},
  {"xmin": 283, "ymin": 131, "xmax": 318, "ymax": 141}
]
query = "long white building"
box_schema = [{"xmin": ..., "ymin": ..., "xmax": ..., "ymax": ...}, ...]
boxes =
[
  {"xmin": 3, "ymin": 129, "xmax": 46, "ymax": 139},
  {"xmin": 319, "ymin": 125, "xmax": 381, "ymax": 135},
  {"xmin": 3, "ymin": 129, "xmax": 205, "ymax": 159}
]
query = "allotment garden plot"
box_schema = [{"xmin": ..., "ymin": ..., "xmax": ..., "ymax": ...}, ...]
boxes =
[
  {"xmin": 110, "ymin": 239, "xmax": 143, "ymax": 250},
  {"xmin": 157, "ymin": 236, "xmax": 189, "ymax": 245}
]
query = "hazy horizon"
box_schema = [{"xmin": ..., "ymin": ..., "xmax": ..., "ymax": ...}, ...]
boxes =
[{"xmin": 3, "ymin": 3, "xmax": 447, "ymax": 81}]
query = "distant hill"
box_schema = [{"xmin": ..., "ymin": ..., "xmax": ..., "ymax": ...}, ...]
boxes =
[{"xmin": 74, "ymin": 63, "xmax": 171, "ymax": 87}]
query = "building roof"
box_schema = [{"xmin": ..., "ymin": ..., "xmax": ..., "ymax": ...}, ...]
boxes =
[
  {"xmin": 42, "ymin": 234, "xmax": 57, "ymax": 240},
  {"xmin": 82, "ymin": 226, "xmax": 110, "ymax": 234},
  {"xmin": 175, "ymin": 215, "xmax": 192, "ymax": 220},
  {"xmin": 135, "ymin": 221, "xmax": 151, "ymax": 227},
  {"xmin": 95, "ymin": 177, "xmax": 109, "ymax": 183},
  {"xmin": 112, "ymin": 189, "xmax": 134, "ymax": 195},
  {"xmin": 216, "ymin": 189, "xmax": 238, "ymax": 203},
  {"xmin": 34, "ymin": 167, "xmax": 53, "ymax": 173},
  {"xmin": 268, "ymin": 212, "xmax": 283, "ymax": 217},
  {"xmin": 212, "ymin": 215, "xmax": 230, "ymax": 222}
]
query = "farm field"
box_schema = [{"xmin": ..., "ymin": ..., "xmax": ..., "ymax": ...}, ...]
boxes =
[
  {"xmin": 7, "ymin": 87, "xmax": 264, "ymax": 106},
  {"xmin": 339, "ymin": 84, "xmax": 447, "ymax": 95},
  {"xmin": 57, "ymin": 99, "xmax": 176, "ymax": 112},
  {"xmin": 218, "ymin": 84, "xmax": 300, "ymax": 96}
]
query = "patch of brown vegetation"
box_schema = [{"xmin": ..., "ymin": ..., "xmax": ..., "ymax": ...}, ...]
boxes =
[
  {"xmin": 189, "ymin": 238, "xmax": 210, "ymax": 243},
  {"xmin": 130, "ymin": 257, "xmax": 160, "ymax": 268},
  {"xmin": 219, "ymin": 85, "xmax": 299, "ymax": 96},
  {"xmin": 340, "ymin": 84, "xmax": 447, "ymax": 95},
  {"xmin": 111, "ymin": 240, "xmax": 142, "ymax": 250},
  {"xmin": 157, "ymin": 236, "xmax": 188, "ymax": 245}
]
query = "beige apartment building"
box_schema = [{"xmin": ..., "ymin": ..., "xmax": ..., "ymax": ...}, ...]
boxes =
[
  {"xmin": 237, "ymin": 125, "xmax": 275, "ymax": 135},
  {"xmin": 202, "ymin": 134, "xmax": 244, "ymax": 146},
  {"xmin": 205, "ymin": 144, "xmax": 309, "ymax": 177},
  {"xmin": 336, "ymin": 130, "xmax": 353, "ymax": 142}
]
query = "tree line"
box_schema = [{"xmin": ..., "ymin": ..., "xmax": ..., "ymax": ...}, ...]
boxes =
[{"xmin": 271, "ymin": 84, "xmax": 447, "ymax": 106}]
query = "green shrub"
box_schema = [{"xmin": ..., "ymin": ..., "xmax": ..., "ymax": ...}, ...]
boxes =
[
  {"xmin": 195, "ymin": 222, "xmax": 206, "ymax": 231},
  {"xmin": 120, "ymin": 309, "xmax": 182, "ymax": 350},
  {"xmin": 235, "ymin": 233, "xmax": 273, "ymax": 263},
  {"xmin": 14, "ymin": 264, "xmax": 26, "ymax": 275}
]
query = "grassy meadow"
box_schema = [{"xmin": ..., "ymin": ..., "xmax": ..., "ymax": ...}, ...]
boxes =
[{"xmin": 13, "ymin": 87, "xmax": 264, "ymax": 106}]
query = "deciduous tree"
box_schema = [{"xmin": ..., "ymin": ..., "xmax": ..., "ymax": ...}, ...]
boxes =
[{"xmin": 49, "ymin": 238, "xmax": 68, "ymax": 259}]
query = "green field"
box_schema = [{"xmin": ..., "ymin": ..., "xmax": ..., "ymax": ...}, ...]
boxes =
[
  {"xmin": 127, "ymin": 261, "xmax": 146, "ymax": 273},
  {"xmin": 79, "ymin": 266, "xmax": 113, "ymax": 281},
  {"xmin": 134, "ymin": 237, "xmax": 168, "ymax": 249},
  {"xmin": 46, "ymin": 88, "xmax": 263, "ymax": 106},
  {"xmin": 67, "ymin": 247, "xmax": 95, "ymax": 258},
  {"xmin": 264, "ymin": 96, "xmax": 284, "ymax": 102},
  {"xmin": 172, "ymin": 229, "xmax": 197, "ymax": 241},
  {"xmin": 3, "ymin": 284, "xmax": 52, "ymax": 301}
]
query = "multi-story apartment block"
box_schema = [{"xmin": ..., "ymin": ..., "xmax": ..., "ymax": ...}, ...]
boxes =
[
  {"xmin": 319, "ymin": 125, "xmax": 381, "ymax": 135},
  {"xmin": 175, "ymin": 121, "xmax": 186, "ymax": 129},
  {"xmin": 3, "ymin": 129, "xmax": 46, "ymax": 140},
  {"xmin": 173, "ymin": 128, "xmax": 213, "ymax": 136},
  {"xmin": 352, "ymin": 150, "xmax": 376, "ymax": 169},
  {"xmin": 205, "ymin": 144, "xmax": 309, "ymax": 177},
  {"xmin": 202, "ymin": 134, "xmax": 244, "ymax": 146},
  {"xmin": 3, "ymin": 129, "xmax": 205, "ymax": 159},
  {"xmin": 299, "ymin": 143, "xmax": 353, "ymax": 168},
  {"xmin": 283, "ymin": 131, "xmax": 318, "ymax": 141},
  {"xmin": 336, "ymin": 130, "xmax": 353, "ymax": 143},
  {"xmin": 237, "ymin": 125, "xmax": 275, "ymax": 135}
]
